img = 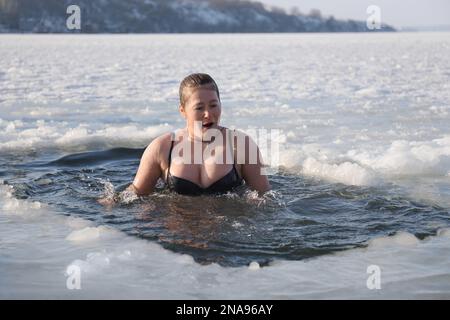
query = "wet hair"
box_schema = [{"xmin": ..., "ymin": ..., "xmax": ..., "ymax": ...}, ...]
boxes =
[{"xmin": 179, "ymin": 73, "xmax": 220, "ymax": 106}]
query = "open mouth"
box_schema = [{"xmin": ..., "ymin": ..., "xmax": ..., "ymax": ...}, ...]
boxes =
[{"xmin": 202, "ymin": 122, "xmax": 214, "ymax": 129}]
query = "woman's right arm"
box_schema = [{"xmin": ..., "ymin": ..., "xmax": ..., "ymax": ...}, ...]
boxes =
[{"xmin": 129, "ymin": 136, "xmax": 164, "ymax": 196}]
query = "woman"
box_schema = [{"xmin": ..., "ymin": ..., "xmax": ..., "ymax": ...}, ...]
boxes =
[{"xmin": 129, "ymin": 73, "xmax": 270, "ymax": 196}]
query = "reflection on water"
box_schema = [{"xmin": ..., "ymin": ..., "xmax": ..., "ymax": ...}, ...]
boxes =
[{"xmin": 3, "ymin": 148, "xmax": 450, "ymax": 267}]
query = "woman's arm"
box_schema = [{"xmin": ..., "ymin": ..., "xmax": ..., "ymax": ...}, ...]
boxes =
[
  {"xmin": 98, "ymin": 139, "xmax": 161, "ymax": 205},
  {"xmin": 238, "ymin": 133, "xmax": 271, "ymax": 194},
  {"xmin": 129, "ymin": 136, "xmax": 164, "ymax": 196}
]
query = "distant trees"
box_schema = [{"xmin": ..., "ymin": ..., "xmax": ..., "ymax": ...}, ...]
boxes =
[
  {"xmin": 0, "ymin": 0, "xmax": 395, "ymax": 33},
  {"xmin": 0, "ymin": 0, "xmax": 19, "ymax": 29},
  {"xmin": 269, "ymin": 6, "xmax": 286, "ymax": 15},
  {"xmin": 308, "ymin": 9, "xmax": 322, "ymax": 19},
  {"xmin": 289, "ymin": 6, "xmax": 301, "ymax": 17}
]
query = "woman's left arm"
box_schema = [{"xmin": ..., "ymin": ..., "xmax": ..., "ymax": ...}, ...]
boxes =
[{"xmin": 239, "ymin": 134, "xmax": 271, "ymax": 194}]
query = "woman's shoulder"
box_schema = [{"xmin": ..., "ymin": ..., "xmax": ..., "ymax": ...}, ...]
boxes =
[
  {"xmin": 151, "ymin": 132, "xmax": 173, "ymax": 145},
  {"xmin": 142, "ymin": 132, "xmax": 173, "ymax": 159}
]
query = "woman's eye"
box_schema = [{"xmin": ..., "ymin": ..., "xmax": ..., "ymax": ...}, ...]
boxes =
[{"xmin": 210, "ymin": 104, "xmax": 217, "ymax": 108}]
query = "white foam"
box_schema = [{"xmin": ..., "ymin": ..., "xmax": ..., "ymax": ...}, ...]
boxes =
[
  {"xmin": 0, "ymin": 183, "xmax": 45, "ymax": 216},
  {"xmin": 65, "ymin": 226, "xmax": 121, "ymax": 243},
  {"xmin": 368, "ymin": 232, "xmax": 420, "ymax": 248},
  {"xmin": 437, "ymin": 228, "xmax": 450, "ymax": 238},
  {"xmin": 276, "ymin": 135, "xmax": 450, "ymax": 187},
  {"xmin": 0, "ymin": 119, "xmax": 172, "ymax": 153},
  {"xmin": 301, "ymin": 157, "xmax": 378, "ymax": 186},
  {"xmin": 248, "ymin": 261, "xmax": 260, "ymax": 270},
  {"xmin": 349, "ymin": 138, "xmax": 450, "ymax": 177}
]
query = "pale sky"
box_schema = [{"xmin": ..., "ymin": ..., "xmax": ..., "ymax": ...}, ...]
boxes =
[{"xmin": 258, "ymin": 0, "xmax": 450, "ymax": 28}]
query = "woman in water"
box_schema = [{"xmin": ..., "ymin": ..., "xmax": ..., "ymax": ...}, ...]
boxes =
[{"xmin": 129, "ymin": 73, "xmax": 270, "ymax": 196}]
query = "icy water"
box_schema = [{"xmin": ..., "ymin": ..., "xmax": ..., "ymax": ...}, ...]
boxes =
[{"xmin": 1, "ymin": 33, "xmax": 450, "ymax": 299}]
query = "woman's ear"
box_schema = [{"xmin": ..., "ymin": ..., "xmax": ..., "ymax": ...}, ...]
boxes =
[{"xmin": 179, "ymin": 104, "xmax": 186, "ymax": 119}]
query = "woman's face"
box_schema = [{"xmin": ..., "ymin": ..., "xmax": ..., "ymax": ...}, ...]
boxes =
[{"xmin": 180, "ymin": 88, "xmax": 221, "ymax": 138}]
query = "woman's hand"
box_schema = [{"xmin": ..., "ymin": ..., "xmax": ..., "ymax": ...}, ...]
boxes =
[
  {"xmin": 97, "ymin": 196, "xmax": 116, "ymax": 206},
  {"xmin": 98, "ymin": 185, "xmax": 140, "ymax": 206}
]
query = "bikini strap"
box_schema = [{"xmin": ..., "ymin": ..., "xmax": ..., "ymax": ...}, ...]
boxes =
[
  {"xmin": 166, "ymin": 132, "xmax": 176, "ymax": 183},
  {"xmin": 226, "ymin": 128, "xmax": 235, "ymax": 165},
  {"xmin": 230, "ymin": 129, "xmax": 241, "ymax": 180},
  {"xmin": 232, "ymin": 129, "xmax": 237, "ymax": 166}
]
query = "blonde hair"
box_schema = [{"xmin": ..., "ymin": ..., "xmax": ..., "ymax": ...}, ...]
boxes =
[{"xmin": 179, "ymin": 73, "xmax": 220, "ymax": 106}]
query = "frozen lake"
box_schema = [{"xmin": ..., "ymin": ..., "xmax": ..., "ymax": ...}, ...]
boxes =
[{"xmin": 0, "ymin": 33, "xmax": 450, "ymax": 299}]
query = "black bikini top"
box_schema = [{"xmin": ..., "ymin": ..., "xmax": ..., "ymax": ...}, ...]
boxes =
[{"xmin": 165, "ymin": 131, "xmax": 243, "ymax": 195}]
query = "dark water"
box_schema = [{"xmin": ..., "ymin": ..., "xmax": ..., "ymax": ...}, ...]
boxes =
[{"xmin": 2, "ymin": 148, "xmax": 450, "ymax": 267}]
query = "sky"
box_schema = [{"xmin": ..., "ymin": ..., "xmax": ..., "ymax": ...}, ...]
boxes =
[{"xmin": 258, "ymin": 0, "xmax": 450, "ymax": 28}]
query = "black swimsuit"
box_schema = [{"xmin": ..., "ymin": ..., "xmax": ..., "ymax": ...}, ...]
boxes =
[{"xmin": 166, "ymin": 134, "xmax": 243, "ymax": 196}]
